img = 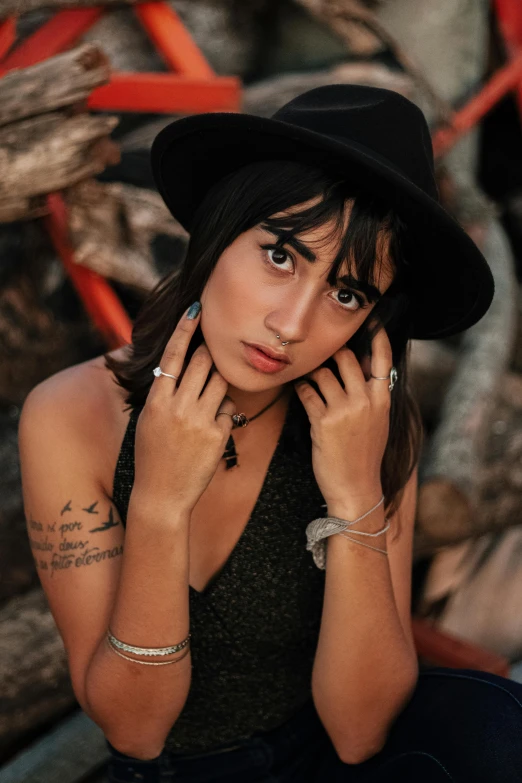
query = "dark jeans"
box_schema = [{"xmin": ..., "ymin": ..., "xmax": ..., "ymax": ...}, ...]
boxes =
[{"xmin": 106, "ymin": 667, "xmax": 522, "ymax": 782}]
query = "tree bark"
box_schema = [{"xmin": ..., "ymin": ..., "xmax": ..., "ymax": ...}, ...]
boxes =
[
  {"xmin": 0, "ymin": 44, "xmax": 110, "ymax": 127},
  {"xmin": 0, "ymin": 112, "xmax": 119, "ymax": 211}
]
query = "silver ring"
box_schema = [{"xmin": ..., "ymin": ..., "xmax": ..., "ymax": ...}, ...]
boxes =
[
  {"xmin": 153, "ymin": 366, "xmax": 179, "ymax": 380},
  {"xmin": 371, "ymin": 366, "xmax": 398, "ymax": 391}
]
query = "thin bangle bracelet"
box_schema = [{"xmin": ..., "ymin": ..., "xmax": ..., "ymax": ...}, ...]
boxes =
[
  {"xmin": 107, "ymin": 629, "xmax": 191, "ymax": 656},
  {"xmin": 337, "ymin": 533, "xmax": 388, "ymax": 556},
  {"xmin": 342, "ymin": 519, "xmax": 390, "ymax": 538},
  {"xmin": 106, "ymin": 637, "xmax": 191, "ymax": 666}
]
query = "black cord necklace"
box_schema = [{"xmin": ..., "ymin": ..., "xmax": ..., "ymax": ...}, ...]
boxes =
[{"xmin": 222, "ymin": 387, "xmax": 288, "ymax": 469}]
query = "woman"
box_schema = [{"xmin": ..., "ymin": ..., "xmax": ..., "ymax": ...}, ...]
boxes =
[{"xmin": 19, "ymin": 85, "xmax": 522, "ymax": 782}]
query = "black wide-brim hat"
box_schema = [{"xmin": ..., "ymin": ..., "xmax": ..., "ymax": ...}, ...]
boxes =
[{"xmin": 151, "ymin": 84, "xmax": 494, "ymax": 340}]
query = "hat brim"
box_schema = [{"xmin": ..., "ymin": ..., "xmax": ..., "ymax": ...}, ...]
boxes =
[{"xmin": 151, "ymin": 112, "xmax": 494, "ymax": 340}]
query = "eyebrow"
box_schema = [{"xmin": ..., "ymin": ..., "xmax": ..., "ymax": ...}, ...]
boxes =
[{"xmin": 260, "ymin": 223, "xmax": 383, "ymax": 303}]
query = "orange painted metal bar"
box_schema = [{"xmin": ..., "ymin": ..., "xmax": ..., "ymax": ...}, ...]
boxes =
[
  {"xmin": 432, "ymin": 48, "xmax": 522, "ymax": 158},
  {"xmin": 44, "ymin": 193, "xmax": 132, "ymax": 349},
  {"xmin": 0, "ymin": 17, "xmax": 16, "ymax": 61},
  {"xmin": 87, "ymin": 71, "xmax": 240, "ymax": 113},
  {"xmin": 494, "ymin": 0, "xmax": 522, "ymax": 116},
  {"xmin": 0, "ymin": 8, "xmax": 103, "ymax": 72},
  {"xmin": 494, "ymin": 0, "xmax": 522, "ymax": 54},
  {"xmin": 412, "ymin": 618, "xmax": 510, "ymax": 677},
  {"xmin": 135, "ymin": 3, "xmax": 215, "ymax": 78}
]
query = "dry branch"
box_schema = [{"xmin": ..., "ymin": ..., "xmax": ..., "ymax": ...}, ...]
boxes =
[
  {"xmin": 66, "ymin": 179, "xmax": 188, "ymax": 290},
  {"xmin": 0, "ymin": 112, "xmax": 119, "ymax": 215},
  {"xmin": 0, "ymin": 44, "xmax": 110, "ymax": 127}
]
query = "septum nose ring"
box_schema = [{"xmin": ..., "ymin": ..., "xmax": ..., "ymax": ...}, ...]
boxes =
[{"xmin": 276, "ymin": 334, "xmax": 290, "ymax": 346}]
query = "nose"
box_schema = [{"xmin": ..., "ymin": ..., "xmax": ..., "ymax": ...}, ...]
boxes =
[{"xmin": 266, "ymin": 288, "xmax": 318, "ymax": 345}]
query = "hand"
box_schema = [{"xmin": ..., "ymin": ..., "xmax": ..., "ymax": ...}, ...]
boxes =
[
  {"xmin": 132, "ymin": 304, "xmax": 237, "ymax": 514},
  {"xmin": 294, "ymin": 327, "xmax": 393, "ymax": 513}
]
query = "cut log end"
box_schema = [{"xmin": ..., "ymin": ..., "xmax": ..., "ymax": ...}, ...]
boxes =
[{"xmin": 77, "ymin": 43, "xmax": 111, "ymax": 74}]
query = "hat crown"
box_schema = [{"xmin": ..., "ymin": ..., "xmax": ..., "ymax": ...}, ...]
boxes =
[{"xmin": 273, "ymin": 84, "xmax": 438, "ymax": 200}]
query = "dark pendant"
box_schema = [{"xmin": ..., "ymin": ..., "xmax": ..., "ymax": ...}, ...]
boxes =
[
  {"xmin": 222, "ymin": 412, "xmax": 249, "ymax": 469},
  {"xmin": 232, "ymin": 413, "xmax": 249, "ymax": 427},
  {"xmin": 223, "ymin": 434, "xmax": 239, "ymax": 469}
]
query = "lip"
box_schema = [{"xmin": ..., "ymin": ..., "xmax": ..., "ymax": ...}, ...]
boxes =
[
  {"xmin": 245, "ymin": 342, "xmax": 291, "ymax": 364},
  {"xmin": 242, "ymin": 343, "xmax": 290, "ymax": 373}
]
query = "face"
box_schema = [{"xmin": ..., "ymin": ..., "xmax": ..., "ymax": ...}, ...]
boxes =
[{"xmin": 199, "ymin": 201, "xmax": 395, "ymax": 393}]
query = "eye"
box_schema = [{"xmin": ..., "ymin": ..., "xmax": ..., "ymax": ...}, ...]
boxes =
[
  {"xmin": 332, "ymin": 289, "xmax": 367, "ymax": 312},
  {"xmin": 262, "ymin": 244, "xmax": 294, "ymax": 271}
]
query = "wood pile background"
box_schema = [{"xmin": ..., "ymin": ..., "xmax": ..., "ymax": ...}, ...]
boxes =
[{"xmin": 2, "ymin": 0, "xmax": 522, "ymax": 765}]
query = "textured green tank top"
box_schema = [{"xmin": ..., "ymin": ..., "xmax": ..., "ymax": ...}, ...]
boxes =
[{"xmin": 111, "ymin": 388, "xmax": 327, "ymax": 754}]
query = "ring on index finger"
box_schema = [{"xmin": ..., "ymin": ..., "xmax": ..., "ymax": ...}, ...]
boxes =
[
  {"xmin": 153, "ymin": 366, "xmax": 179, "ymax": 381},
  {"xmin": 371, "ymin": 366, "xmax": 398, "ymax": 392}
]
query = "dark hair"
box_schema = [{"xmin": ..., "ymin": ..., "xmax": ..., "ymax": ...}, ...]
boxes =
[{"xmin": 105, "ymin": 160, "xmax": 422, "ymax": 523}]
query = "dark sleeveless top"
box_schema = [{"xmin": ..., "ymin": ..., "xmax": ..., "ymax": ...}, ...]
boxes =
[{"xmin": 111, "ymin": 389, "xmax": 327, "ymax": 754}]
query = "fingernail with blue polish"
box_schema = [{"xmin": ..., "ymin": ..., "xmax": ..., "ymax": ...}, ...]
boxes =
[{"xmin": 187, "ymin": 301, "xmax": 201, "ymax": 320}]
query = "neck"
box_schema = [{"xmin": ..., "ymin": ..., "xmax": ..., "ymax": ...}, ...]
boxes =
[{"xmin": 225, "ymin": 382, "xmax": 293, "ymax": 420}]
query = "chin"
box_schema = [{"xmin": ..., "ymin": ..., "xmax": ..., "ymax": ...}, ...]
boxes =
[{"xmin": 212, "ymin": 361, "xmax": 287, "ymax": 393}]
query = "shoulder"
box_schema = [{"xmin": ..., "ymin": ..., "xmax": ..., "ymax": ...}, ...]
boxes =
[{"xmin": 20, "ymin": 346, "xmax": 132, "ymax": 496}]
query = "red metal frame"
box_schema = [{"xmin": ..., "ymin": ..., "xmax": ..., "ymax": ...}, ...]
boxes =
[
  {"xmin": 494, "ymin": 0, "xmax": 522, "ymax": 115},
  {"xmin": 0, "ymin": 18, "xmax": 16, "ymax": 61},
  {"xmin": 87, "ymin": 72, "xmax": 239, "ymax": 113},
  {"xmin": 44, "ymin": 193, "xmax": 132, "ymax": 349},
  {"xmin": 432, "ymin": 48, "xmax": 522, "ymax": 158},
  {"xmin": 432, "ymin": 0, "xmax": 522, "ymax": 157},
  {"xmin": 0, "ymin": 9, "xmax": 103, "ymax": 73},
  {"xmin": 135, "ymin": 3, "xmax": 214, "ymax": 78},
  {"xmin": 412, "ymin": 619, "xmax": 510, "ymax": 678}
]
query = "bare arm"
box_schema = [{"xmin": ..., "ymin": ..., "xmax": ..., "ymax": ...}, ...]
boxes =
[
  {"xmin": 311, "ymin": 470, "xmax": 419, "ymax": 765},
  {"xmin": 19, "ymin": 302, "xmax": 237, "ymax": 760},
  {"xmin": 19, "ymin": 385, "xmax": 193, "ymax": 760}
]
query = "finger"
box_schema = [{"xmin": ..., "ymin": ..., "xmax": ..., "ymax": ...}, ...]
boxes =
[
  {"xmin": 198, "ymin": 366, "xmax": 232, "ymax": 412},
  {"xmin": 173, "ymin": 342, "xmax": 216, "ymax": 406},
  {"xmin": 332, "ymin": 347, "xmax": 367, "ymax": 400},
  {"xmin": 294, "ymin": 378, "xmax": 326, "ymax": 419},
  {"xmin": 214, "ymin": 395, "xmax": 237, "ymax": 436},
  {"xmin": 367, "ymin": 327, "xmax": 394, "ymax": 397},
  {"xmin": 307, "ymin": 365, "xmax": 346, "ymax": 407},
  {"xmin": 151, "ymin": 303, "xmax": 201, "ymax": 397}
]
